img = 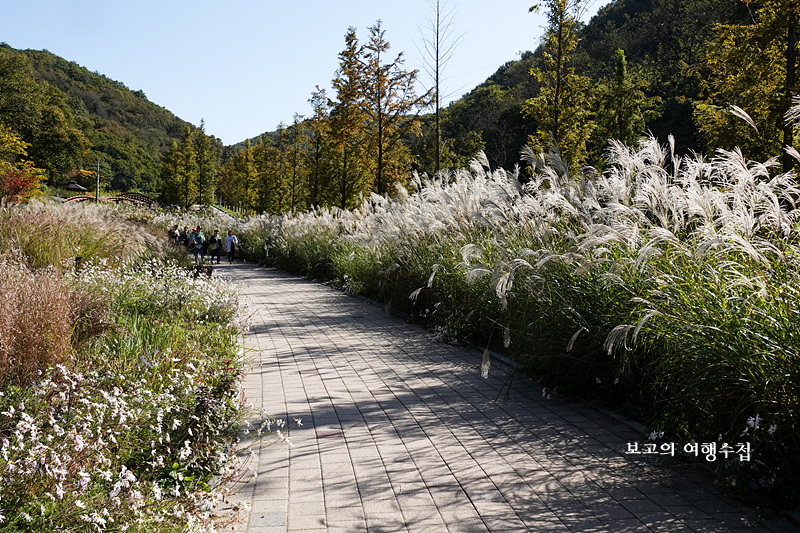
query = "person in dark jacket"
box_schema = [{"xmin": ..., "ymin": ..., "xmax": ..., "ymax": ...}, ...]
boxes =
[{"xmin": 207, "ymin": 229, "xmax": 223, "ymax": 264}]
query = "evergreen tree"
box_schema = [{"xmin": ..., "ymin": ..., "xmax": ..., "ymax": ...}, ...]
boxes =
[
  {"xmin": 194, "ymin": 119, "xmax": 218, "ymax": 205},
  {"xmin": 218, "ymin": 140, "xmax": 260, "ymax": 213},
  {"xmin": 305, "ymin": 87, "xmax": 332, "ymax": 208},
  {"xmin": 360, "ymin": 21, "xmax": 427, "ymax": 195},
  {"xmin": 253, "ymin": 135, "xmax": 281, "ymax": 214},
  {"xmin": 592, "ymin": 49, "xmax": 661, "ymax": 160},
  {"xmin": 216, "ymin": 152, "xmax": 244, "ymax": 211},
  {"xmin": 274, "ymin": 123, "xmax": 289, "ymax": 213},
  {"xmin": 177, "ymin": 127, "xmax": 198, "ymax": 208},
  {"xmin": 237, "ymin": 139, "xmax": 258, "ymax": 212},
  {"xmin": 159, "ymin": 126, "xmax": 205, "ymax": 209},
  {"xmin": 329, "ymin": 27, "xmax": 370, "ymax": 210},
  {"xmin": 522, "ymin": 0, "xmax": 593, "ymax": 172},
  {"xmin": 287, "ymin": 114, "xmax": 309, "ymax": 212},
  {"xmin": 159, "ymin": 140, "xmax": 182, "ymax": 206}
]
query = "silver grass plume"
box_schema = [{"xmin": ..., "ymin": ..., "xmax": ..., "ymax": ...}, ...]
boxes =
[
  {"xmin": 784, "ymin": 95, "xmax": 800, "ymax": 126},
  {"xmin": 784, "ymin": 145, "xmax": 800, "ymax": 164},
  {"xmin": 728, "ymin": 105, "xmax": 760, "ymax": 133},
  {"xmin": 481, "ymin": 348, "xmax": 491, "ymax": 379},
  {"xmin": 567, "ymin": 327, "xmax": 588, "ymax": 352}
]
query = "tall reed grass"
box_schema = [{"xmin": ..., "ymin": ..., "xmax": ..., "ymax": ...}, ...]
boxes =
[
  {"xmin": 0, "ymin": 261, "xmax": 110, "ymax": 386},
  {"xmin": 191, "ymin": 136, "xmax": 800, "ymax": 505},
  {"xmin": 0, "ymin": 200, "xmax": 158, "ymax": 270}
]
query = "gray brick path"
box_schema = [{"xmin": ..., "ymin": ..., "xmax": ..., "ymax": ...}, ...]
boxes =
[{"xmin": 216, "ymin": 262, "xmax": 798, "ymax": 533}]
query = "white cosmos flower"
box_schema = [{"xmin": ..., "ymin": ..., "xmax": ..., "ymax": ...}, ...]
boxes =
[{"xmin": 746, "ymin": 415, "xmax": 761, "ymax": 430}]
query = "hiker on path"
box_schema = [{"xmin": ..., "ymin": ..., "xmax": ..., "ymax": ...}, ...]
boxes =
[
  {"xmin": 188, "ymin": 227, "xmax": 197, "ymax": 250},
  {"xmin": 192, "ymin": 227, "xmax": 206, "ymax": 263},
  {"xmin": 207, "ymin": 229, "xmax": 223, "ymax": 264},
  {"xmin": 179, "ymin": 226, "xmax": 190, "ymax": 249},
  {"xmin": 168, "ymin": 224, "xmax": 180, "ymax": 246},
  {"xmin": 225, "ymin": 231, "xmax": 239, "ymax": 263}
]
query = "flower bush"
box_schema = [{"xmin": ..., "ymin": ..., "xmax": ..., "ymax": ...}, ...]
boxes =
[{"xmin": 0, "ymin": 202, "xmax": 276, "ymax": 531}]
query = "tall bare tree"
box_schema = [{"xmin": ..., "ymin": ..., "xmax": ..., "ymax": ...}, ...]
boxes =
[{"xmin": 418, "ymin": 0, "xmax": 463, "ymax": 174}]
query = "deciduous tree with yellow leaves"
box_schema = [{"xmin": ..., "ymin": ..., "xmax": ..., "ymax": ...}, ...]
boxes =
[
  {"xmin": 693, "ymin": 0, "xmax": 799, "ymax": 169},
  {"xmin": 0, "ymin": 124, "xmax": 43, "ymax": 202}
]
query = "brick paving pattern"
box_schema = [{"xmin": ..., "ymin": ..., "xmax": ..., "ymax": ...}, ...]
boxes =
[{"xmin": 217, "ymin": 262, "xmax": 798, "ymax": 533}]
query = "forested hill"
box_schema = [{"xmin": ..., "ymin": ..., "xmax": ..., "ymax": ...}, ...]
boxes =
[
  {"xmin": 431, "ymin": 0, "xmax": 747, "ymax": 171},
  {"xmin": 0, "ymin": 44, "xmax": 204, "ymax": 192},
  {"xmin": 238, "ymin": 0, "xmax": 748, "ymax": 174},
  {"xmin": 1, "ymin": 0, "xmax": 791, "ymax": 202}
]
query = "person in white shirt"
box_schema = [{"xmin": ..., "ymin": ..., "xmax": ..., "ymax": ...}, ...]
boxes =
[{"xmin": 224, "ymin": 231, "xmax": 239, "ymax": 263}]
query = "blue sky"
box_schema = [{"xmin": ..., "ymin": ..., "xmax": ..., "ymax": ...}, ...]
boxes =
[{"xmin": 1, "ymin": 0, "xmax": 603, "ymax": 145}]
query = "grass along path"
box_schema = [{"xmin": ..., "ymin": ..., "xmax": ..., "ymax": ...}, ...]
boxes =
[{"xmin": 217, "ymin": 260, "xmax": 797, "ymax": 533}]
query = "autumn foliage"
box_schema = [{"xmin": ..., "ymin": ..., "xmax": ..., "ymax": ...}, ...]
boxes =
[
  {"xmin": 1, "ymin": 164, "xmax": 42, "ymax": 202},
  {"xmin": 0, "ymin": 124, "xmax": 43, "ymax": 202}
]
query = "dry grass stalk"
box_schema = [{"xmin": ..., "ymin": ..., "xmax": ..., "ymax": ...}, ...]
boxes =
[{"xmin": 0, "ymin": 263, "xmax": 72, "ymax": 385}]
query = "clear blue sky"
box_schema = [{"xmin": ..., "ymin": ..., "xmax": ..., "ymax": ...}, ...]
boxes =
[{"xmin": 1, "ymin": 0, "xmax": 603, "ymax": 145}]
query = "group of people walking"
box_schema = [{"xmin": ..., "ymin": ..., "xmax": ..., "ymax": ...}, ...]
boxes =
[{"xmin": 168, "ymin": 225, "xmax": 239, "ymax": 264}]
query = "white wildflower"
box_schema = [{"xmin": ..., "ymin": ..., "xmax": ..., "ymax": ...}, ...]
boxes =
[
  {"xmin": 746, "ymin": 415, "xmax": 761, "ymax": 430},
  {"xmin": 78, "ymin": 470, "xmax": 91, "ymax": 492},
  {"xmin": 153, "ymin": 482, "xmax": 163, "ymax": 500}
]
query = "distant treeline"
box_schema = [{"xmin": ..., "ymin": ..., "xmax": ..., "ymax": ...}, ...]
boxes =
[{"xmin": 0, "ymin": 0, "xmax": 796, "ymax": 207}]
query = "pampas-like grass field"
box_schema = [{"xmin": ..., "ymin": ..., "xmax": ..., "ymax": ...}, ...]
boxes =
[{"xmin": 152, "ymin": 131, "xmax": 800, "ymax": 505}]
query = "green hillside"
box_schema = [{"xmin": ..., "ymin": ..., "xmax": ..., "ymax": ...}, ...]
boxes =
[
  {"xmin": 242, "ymin": 0, "xmax": 750, "ymax": 174},
  {"xmin": 2, "ymin": 0, "xmax": 795, "ymax": 207},
  {"xmin": 421, "ymin": 0, "xmax": 750, "ymax": 172},
  {"xmin": 0, "ymin": 43, "xmax": 204, "ymax": 192}
]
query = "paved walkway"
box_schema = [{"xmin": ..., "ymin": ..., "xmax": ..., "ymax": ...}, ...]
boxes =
[{"xmin": 216, "ymin": 262, "xmax": 798, "ymax": 533}]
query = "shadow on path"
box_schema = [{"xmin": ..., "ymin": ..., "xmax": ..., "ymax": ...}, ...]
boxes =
[{"xmin": 214, "ymin": 261, "xmax": 798, "ymax": 533}]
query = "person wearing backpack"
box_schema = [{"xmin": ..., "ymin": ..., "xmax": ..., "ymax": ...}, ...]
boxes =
[
  {"xmin": 168, "ymin": 224, "xmax": 180, "ymax": 246},
  {"xmin": 179, "ymin": 226, "xmax": 191, "ymax": 249},
  {"xmin": 207, "ymin": 229, "xmax": 223, "ymax": 264}
]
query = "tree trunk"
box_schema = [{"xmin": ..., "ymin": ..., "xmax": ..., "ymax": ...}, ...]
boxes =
[{"xmin": 783, "ymin": 6, "xmax": 798, "ymax": 173}]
